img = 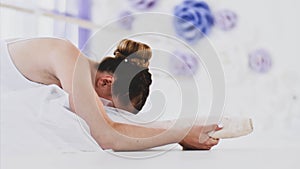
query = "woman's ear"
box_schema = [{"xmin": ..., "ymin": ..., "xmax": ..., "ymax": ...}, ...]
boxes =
[{"xmin": 96, "ymin": 75, "xmax": 113, "ymax": 88}]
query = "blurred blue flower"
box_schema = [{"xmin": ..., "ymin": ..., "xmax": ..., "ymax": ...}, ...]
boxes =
[
  {"xmin": 170, "ymin": 51, "xmax": 199, "ymax": 76},
  {"xmin": 249, "ymin": 48, "xmax": 272, "ymax": 73},
  {"xmin": 174, "ymin": 0, "xmax": 214, "ymax": 44},
  {"xmin": 128, "ymin": 0, "xmax": 158, "ymax": 10},
  {"xmin": 214, "ymin": 9, "xmax": 238, "ymax": 31},
  {"xmin": 118, "ymin": 11, "xmax": 135, "ymax": 30}
]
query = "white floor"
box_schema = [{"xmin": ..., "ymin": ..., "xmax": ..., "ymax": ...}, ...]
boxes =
[{"xmin": 2, "ymin": 132, "xmax": 299, "ymax": 169}]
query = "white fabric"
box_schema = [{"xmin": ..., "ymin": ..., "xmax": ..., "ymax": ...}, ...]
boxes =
[
  {"xmin": 0, "ymin": 39, "xmax": 104, "ymax": 154},
  {"xmin": 1, "ymin": 85, "xmax": 102, "ymax": 155},
  {"xmin": 0, "ymin": 83, "xmax": 178, "ymax": 155},
  {"xmin": 99, "ymin": 97, "xmax": 113, "ymax": 106}
]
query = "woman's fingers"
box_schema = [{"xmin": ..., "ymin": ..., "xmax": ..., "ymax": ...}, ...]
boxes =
[
  {"xmin": 199, "ymin": 124, "xmax": 221, "ymax": 143},
  {"xmin": 181, "ymin": 124, "xmax": 221, "ymax": 150},
  {"xmin": 205, "ymin": 137, "xmax": 219, "ymax": 146},
  {"xmin": 204, "ymin": 124, "xmax": 221, "ymax": 132},
  {"xmin": 199, "ymin": 132, "xmax": 210, "ymax": 143}
]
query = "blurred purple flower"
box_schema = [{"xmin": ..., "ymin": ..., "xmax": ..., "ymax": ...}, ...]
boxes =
[
  {"xmin": 128, "ymin": 0, "xmax": 158, "ymax": 10},
  {"xmin": 214, "ymin": 9, "xmax": 238, "ymax": 31},
  {"xmin": 249, "ymin": 48, "xmax": 272, "ymax": 73},
  {"xmin": 118, "ymin": 11, "xmax": 135, "ymax": 30},
  {"xmin": 173, "ymin": 0, "xmax": 214, "ymax": 44},
  {"xmin": 170, "ymin": 51, "xmax": 199, "ymax": 76}
]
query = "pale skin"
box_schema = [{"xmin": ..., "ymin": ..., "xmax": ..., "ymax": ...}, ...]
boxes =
[{"xmin": 7, "ymin": 38, "xmax": 221, "ymax": 151}]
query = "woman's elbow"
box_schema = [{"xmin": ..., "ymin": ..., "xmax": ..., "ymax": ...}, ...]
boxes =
[
  {"xmin": 93, "ymin": 133, "xmax": 117, "ymax": 150},
  {"xmin": 99, "ymin": 142, "xmax": 115, "ymax": 150},
  {"xmin": 92, "ymin": 122, "xmax": 122, "ymax": 150},
  {"xmin": 96, "ymin": 137, "xmax": 127, "ymax": 151}
]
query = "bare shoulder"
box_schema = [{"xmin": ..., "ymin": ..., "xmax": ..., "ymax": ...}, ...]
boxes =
[
  {"xmin": 25, "ymin": 38, "xmax": 81, "ymax": 77},
  {"xmin": 11, "ymin": 37, "xmax": 73, "ymax": 46},
  {"xmin": 15, "ymin": 38, "xmax": 79, "ymax": 55},
  {"xmin": 10, "ymin": 37, "xmax": 80, "ymax": 61},
  {"xmin": 42, "ymin": 38, "xmax": 82, "ymax": 92},
  {"xmin": 21, "ymin": 37, "xmax": 83, "ymax": 93}
]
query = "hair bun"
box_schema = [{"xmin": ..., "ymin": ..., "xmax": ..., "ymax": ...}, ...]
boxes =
[{"xmin": 114, "ymin": 39, "xmax": 152, "ymax": 68}]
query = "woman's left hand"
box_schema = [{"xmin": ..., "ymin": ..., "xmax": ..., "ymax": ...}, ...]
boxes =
[{"xmin": 179, "ymin": 124, "xmax": 222, "ymax": 150}]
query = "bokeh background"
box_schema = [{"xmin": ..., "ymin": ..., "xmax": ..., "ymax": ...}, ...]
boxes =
[{"xmin": 1, "ymin": 0, "xmax": 300, "ymax": 136}]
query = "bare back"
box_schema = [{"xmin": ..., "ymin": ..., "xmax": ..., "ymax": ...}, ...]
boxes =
[{"xmin": 7, "ymin": 38, "xmax": 80, "ymax": 88}]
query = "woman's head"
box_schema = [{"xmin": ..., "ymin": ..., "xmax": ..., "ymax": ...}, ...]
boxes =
[{"xmin": 96, "ymin": 39, "xmax": 152, "ymax": 114}]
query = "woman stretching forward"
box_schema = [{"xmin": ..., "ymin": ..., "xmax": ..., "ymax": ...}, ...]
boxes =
[{"xmin": 1, "ymin": 38, "xmax": 221, "ymax": 150}]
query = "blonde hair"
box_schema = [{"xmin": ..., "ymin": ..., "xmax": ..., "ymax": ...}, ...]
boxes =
[{"xmin": 113, "ymin": 39, "xmax": 152, "ymax": 68}]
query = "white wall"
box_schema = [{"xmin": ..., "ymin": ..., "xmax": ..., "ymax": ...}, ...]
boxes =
[
  {"xmin": 0, "ymin": 0, "xmax": 78, "ymax": 44},
  {"xmin": 90, "ymin": 0, "xmax": 300, "ymax": 133}
]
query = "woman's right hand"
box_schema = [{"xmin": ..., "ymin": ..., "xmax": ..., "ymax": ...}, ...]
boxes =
[{"xmin": 179, "ymin": 124, "xmax": 222, "ymax": 150}]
